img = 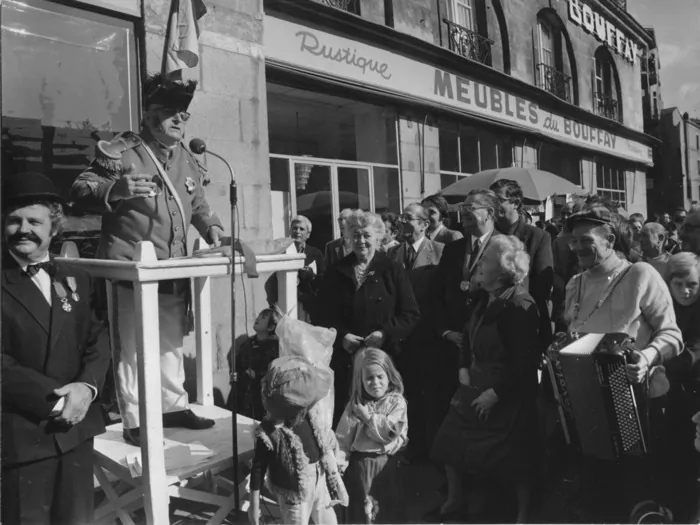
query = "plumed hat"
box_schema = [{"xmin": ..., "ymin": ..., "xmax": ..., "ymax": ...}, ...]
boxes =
[
  {"xmin": 143, "ymin": 72, "xmax": 197, "ymax": 111},
  {"xmin": 3, "ymin": 171, "xmax": 64, "ymax": 209},
  {"xmin": 262, "ymin": 355, "xmax": 333, "ymax": 421}
]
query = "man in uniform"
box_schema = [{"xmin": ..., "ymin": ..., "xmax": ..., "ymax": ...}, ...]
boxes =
[
  {"xmin": 3, "ymin": 171, "xmax": 111, "ymax": 524},
  {"xmin": 71, "ymin": 73, "xmax": 225, "ymax": 446}
]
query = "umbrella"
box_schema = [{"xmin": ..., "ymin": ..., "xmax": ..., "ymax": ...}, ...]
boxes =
[
  {"xmin": 296, "ymin": 191, "xmax": 387, "ymax": 213},
  {"xmin": 441, "ymin": 167, "xmax": 585, "ymax": 202}
]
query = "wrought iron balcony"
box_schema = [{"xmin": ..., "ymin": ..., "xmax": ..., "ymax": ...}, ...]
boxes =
[
  {"xmin": 319, "ymin": 0, "xmax": 360, "ymax": 14},
  {"xmin": 443, "ymin": 18, "xmax": 494, "ymax": 66},
  {"xmin": 536, "ymin": 63, "xmax": 572, "ymax": 103},
  {"xmin": 593, "ymin": 92, "xmax": 621, "ymax": 122}
]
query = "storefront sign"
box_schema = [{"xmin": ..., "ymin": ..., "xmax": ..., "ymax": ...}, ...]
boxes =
[
  {"xmin": 265, "ymin": 16, "xmax": 653, "ymax": 166},
  {"xmin": 567, "ymin": 0, "xmax": 638, "ymax": 64}
]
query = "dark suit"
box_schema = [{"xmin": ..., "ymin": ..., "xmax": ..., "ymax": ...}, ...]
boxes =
[
  {"xmin": 324, "ymin": 237, "xmax": 349, "ymax": 268},
  {"xmin": 2, "ymin": 254, "xmax": 110, "ymax": 524},
  {"xmin": 266, "ymin": 244, "xmax": 325, "ymax": 322},
  {"xmin": 388, "ymin": 238, "xmax": 444, "ymax": 458},
  {"xmin": 499, "ymin": 219, "xmax": 554, "ymax": 348},
  {"xmin": 430, "ymin": 230, "xmax": 495, "ymax": 452},
  {"xmin": 318, "ymin": 251, "xmax": 420, "ymax": 425}
]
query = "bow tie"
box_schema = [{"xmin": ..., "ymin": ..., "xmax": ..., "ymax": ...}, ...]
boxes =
[{"xmin": 25, "ymin": 261, "xmax": 55, "ymax": 278}]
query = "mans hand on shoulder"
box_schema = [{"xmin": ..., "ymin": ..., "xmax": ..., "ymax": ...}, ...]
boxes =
[
  {"xmin": 52, "ymin": 383, "xmax": 94, "ymax": 426},
  {"xmin": 109, "ymin": 164, "xmax": 158, "ymax": 201}
]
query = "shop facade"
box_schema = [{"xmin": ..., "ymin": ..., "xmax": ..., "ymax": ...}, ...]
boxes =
[{"xmin": 264, "ymin": 0, "xmax": 657, "ymax": 247}]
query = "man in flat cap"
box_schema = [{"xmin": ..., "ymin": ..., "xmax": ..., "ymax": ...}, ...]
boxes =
[
  {"xmin": 2, "ymin": 171, "xmax": 111, "ymax": 524},
  {"xmin": 564, "ymin": 203, "xmax": 681, "ymax": 522},
  {"xmin": 71, "ymin": 73, "xmax": 225, "ymax": 445}
]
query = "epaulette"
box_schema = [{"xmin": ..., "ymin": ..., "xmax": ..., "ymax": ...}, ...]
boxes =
[{"xmin": 94, "ymin": 131, "xmax": 143, "ymax": 173}]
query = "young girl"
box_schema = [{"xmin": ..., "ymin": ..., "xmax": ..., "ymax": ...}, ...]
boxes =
[
  {"xmin": 336, "ymin": 348, "xmax": 408, "ymax": 524},
  {"xmin": 248, "ymin": 355, "xmax": 348, "ymax": 525},
  {"xmin": 234, "ymin": 308, "xmax": 281, "ymax": 420}
]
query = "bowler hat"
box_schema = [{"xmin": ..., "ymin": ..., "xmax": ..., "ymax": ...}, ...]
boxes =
[
  {"xmin": 262, "ymin": 355, "xmax": 332, "ymax": 421},
  {"xmin": 567, "ymin": 204, "xmax": 613, "ymax": 230},
  {"xmin": 3, "ymin": 172, "xmax": 64, "ymax": 209}
]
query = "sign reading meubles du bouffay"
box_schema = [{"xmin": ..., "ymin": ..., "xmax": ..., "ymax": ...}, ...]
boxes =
[{"xmin": 264, "ymin": 16, "xmax": 653, "ymax": 166}]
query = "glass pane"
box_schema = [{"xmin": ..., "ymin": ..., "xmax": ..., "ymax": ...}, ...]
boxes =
[
  {"xmin": 2, "ymin": 0, "xmax": 137, "ymax": 257},
  {"xmin": 338, "ymin": 166, "xmax": 371, "ymax": 211},
  {"xmin": 499, "ymin": 136, "xmax": 514, "ymax": 168},
  {"xmin": 479, "ymin": 130, "xmax": 499, "ymax": 171},
  {"xmin": 373, "ymin": 167, "xmax": 401, "ymax": 215},
  {"xmin": 439, "ymin": 122, "xmax": 460, "ymax": 173},
  {"xmin": 459, "ymin": 125, "xmax": 480, "ymax": 173},
  {"xmin": 270, "ymin": 157, "xmax": 292, "ymax": 239},
  {"xmin": 440, "ymin": 173, "xmax": 458, "ymax": 189},
  {"xmin": 295, "ymin": 163, "xmax": 333, "ymax": 251}
]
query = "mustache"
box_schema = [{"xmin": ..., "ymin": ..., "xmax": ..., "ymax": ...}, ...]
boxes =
[{"xmin": 8, "ymin": 232, "xmax": 41, "ymax": 245}]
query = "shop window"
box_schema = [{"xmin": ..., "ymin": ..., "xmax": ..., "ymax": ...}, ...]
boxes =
[
  {"xmin": 438, "ymin": 119, "xmax": 513, "ymax": 179},
  {"xmin": 534, "ymin": 12, "xmax": 573, "ymax": 103},
  {"xmin": 2, "ymin": 0, "xmax": 138, "ymax": 256},
  {"xmin": 593, "ymin": 47, "xmax": 622, "ymax": 123},
  {"xmin": 440, "ymin": 173, "xmax": 468, "ymax": 189},
  {"xmin": 596, "ymin": 162, "xmax": 626, "ymax": 209}
]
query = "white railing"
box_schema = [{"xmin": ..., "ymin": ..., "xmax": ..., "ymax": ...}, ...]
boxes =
[{"xmin": 55, "ymin": 240, "xmax": 305, "ymax": 525}]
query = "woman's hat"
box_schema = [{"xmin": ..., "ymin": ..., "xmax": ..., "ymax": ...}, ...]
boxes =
[
  {"xmin": 262, "ymin": 355, "xmax": 332, "ymax": 420},
  {"xmin": 3, "ymin": 171, "xmax": 64, "ymax": 209}
]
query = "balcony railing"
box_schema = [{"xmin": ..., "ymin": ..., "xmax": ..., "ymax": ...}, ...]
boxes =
[
  {"xmin": 593, "ymin": 92, "xmax": 621, "ymax": 122},
  {"xmin": 319, "ymin": 0, "xmax": 360, "ymax": 14},
  {"xmin": 443, "ymin": 18, "xmax": 494, "ymax": 66},
  {"xmin": 536, "ymin": 63, "xmax": 572, "ymax": 103},
  {"xmin": 604, "ymin": 0, "xmax": 627, "ymax": 10}
]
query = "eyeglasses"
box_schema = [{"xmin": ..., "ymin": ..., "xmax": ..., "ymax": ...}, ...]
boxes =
[
  {"xmin": 459, "ymin": 205, "xmax": 489, "ymax": 214},
  {"xmin": 155, "ymin": 106, "xmax": 191, "ymax": 122},
  {"xmin": 399, "ymin": 214, "xmax": 422, "ymax": 223}
]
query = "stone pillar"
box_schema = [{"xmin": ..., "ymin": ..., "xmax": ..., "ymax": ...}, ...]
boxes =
[{"xmin": 144, "ymin": 0, "xmax": 270, "ymax": 402}]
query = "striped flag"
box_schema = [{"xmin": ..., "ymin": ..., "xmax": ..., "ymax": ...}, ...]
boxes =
[{"xmin": 162, "ymin": 0, "xmax": 207, "ymax": 75}]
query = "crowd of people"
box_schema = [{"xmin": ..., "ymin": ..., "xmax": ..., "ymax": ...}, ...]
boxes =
[
  {"xmin": 4, "ymin": 71, "xmax": 700, "ymax": 525},
  {"xmin": 241, "ymin": 185, "xmax": 700, "ymax": 524}
]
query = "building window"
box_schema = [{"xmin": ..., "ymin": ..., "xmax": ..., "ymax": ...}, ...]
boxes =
[
  {"xmin": 443, "ymin": 0, "xmax": 494, "ymax": 65},
  {"xmin": 320, "ymin": 0, "xmax": 360, "ymax": 15},
  {"xmin": 596, "ymin": 162, "xmax": 626, "ymax": 209},
  {"xmin": 2, "ymin": 0, "xmax": 139, "ymax": 257},
  {"xmin": 696, "ymin": 134, "xmax": 699, "ymax": 150},
  {"xmin": 593, "ymin": 47, "xmax": 622, "ymax": 123},
  {"xmin": 438, "ymin": 120, "xmax": 513, "ymax": 186},
  {"xmin": 535, "ymin": 14, "xmax": 572, "ymax": 103},
  {"xmin": 697, "ymin": 159, "xmax": 700, "ymax": 176}
]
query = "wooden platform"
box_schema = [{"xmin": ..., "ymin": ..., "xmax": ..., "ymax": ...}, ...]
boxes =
[{"xmin": 93, "ymin": 405, "xmax": 256, "ymax": 525}]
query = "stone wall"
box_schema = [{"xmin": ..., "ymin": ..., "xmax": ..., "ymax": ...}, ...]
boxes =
[{"xmin": 144, "ymin": 0, "xmax": 270, "ymax": 404}]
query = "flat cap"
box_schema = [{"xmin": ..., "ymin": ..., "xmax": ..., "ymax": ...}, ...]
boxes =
[{"xmin": 567, "ymin": 204, "xmax": 614, "ymax": 230}]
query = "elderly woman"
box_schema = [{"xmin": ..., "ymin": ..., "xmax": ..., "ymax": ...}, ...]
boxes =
[
  {"xmin": 318, "ymin": 210, "xmax": 420, "ymax": 426},
  {"xmin": 431, "ymin": 235, "xmax": 540, "ymax": 523},
  {"xmin": 661, "ymin": 252, "xmax": 700, "ymax": 521},
  {"xmin": 265, "ymin": 214, "xmax": 324, "ymax": 322}
]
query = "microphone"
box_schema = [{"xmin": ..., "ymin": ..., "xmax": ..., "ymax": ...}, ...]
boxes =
[{"xmin": 189, "ymin": 138, "xmax": 207, "ymax": 155}]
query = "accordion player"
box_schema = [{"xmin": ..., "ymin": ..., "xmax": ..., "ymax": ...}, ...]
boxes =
[{"xmin": 546, "ymin": 332, "xmax": 650, "ymax": 460}]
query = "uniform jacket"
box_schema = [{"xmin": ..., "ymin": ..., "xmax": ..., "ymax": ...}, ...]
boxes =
[
  {"xmin": 2, "ymin": 254, "xmax": 110, "ymax": 466},
  {"xmin": 324, "ymin": 237, "xmax": 349, "ymax": 268},
  {"xmin": 499, "ymin": 219, "xmax": 554, "ymax": 345},
  {"xmin": 70, "ymin": 129, "xmax": 222, "ymax": 262},
  {"xmin": 319, "ymin": 251, "xmax": 420, "ymax": 361},
  {"xmin": 429, "ymin": 225, "xmax": 463, "ymax": 245},
  {"xmin": 433, "ymin": 230, "xmax": 495, "ymax": 337}
]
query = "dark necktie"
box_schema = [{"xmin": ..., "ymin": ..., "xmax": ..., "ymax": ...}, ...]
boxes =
[
  {"xmin": 406, "ymin": 245, "xmax": 416, "ymax": 268},
  {"xmin": 473, "ymin": 238, "xmax": 480, "ymax": 257},
  {"xmin": 25, "ymin": 261, "xmax": 55, "ymax": 278}
]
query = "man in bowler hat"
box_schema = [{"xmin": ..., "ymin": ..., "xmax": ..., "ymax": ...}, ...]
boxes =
[
  {"xmin": 71, "ymin": 73, "xmax": 225, "ymax": 445},
  {"xmin": 2, "ymin": 171, "xmax": 111, "ymax": 524}
]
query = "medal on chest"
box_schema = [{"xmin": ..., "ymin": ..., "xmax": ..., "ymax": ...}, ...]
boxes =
[
  {"xmin": 185, "ymin": 177, "xmax": 196, "ymax": 194},
  {"xmin": 53, "ymin": 281, "xmax": 72, "ymax": 312},
  {"xmin": 65, "ymin": 276, "xmax": 80, "ymax": 302}
]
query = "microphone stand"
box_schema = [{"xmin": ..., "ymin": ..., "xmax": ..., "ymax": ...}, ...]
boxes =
[{"xmin": 204, "ymin": 149, "xmax": 240, "ymax": 512}]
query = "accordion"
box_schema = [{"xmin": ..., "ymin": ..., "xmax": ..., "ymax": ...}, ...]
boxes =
[{"xmin": 546, "ymin": 332, "xmax": 649, "ymax": 460}]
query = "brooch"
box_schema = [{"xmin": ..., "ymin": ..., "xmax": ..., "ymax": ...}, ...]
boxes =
[
  {"xmin": 185, "ymin": 177, "xmax": 196, "ymax": 194},
  {"xmin": 460, "ymin": 280, "xmax": 470, "ymax": 292}
]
